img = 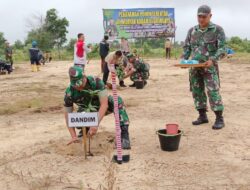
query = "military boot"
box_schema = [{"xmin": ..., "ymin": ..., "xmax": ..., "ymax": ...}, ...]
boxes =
[
  {"xmin": 212, "ymin": 111, "xmax": 225, "ymax": 130},
  {"xmin": 31, "ymin": 65, "xmax": 35, "ymax": 72},
  {"xmin": 37, "ymin": 65, "xmax": 40, "ymax": 71},
  {"xmin": 121, "ymin": 125, "xmax": 131, "ymax": 149},
  {"xmin": 192, "ymin": 109, "xmax": 209, "ymax": 125},
  {"xmin": 119, "ymin": 81, "xmax": 127, "ymax": 87},
  {"xmin": 33, "ymin": 65, "xmax": 38, "ymax": 72}
]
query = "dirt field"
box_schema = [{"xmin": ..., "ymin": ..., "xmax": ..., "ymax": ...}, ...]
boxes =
[{"xmin": 0, "ymin": 59, "xmax": 250, "ymax": 190}]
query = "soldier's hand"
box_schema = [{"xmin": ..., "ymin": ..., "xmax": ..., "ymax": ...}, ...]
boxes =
[
  {"xmin": 88, "ymin": 127, "xmax": 98, "ymax": 137},
  {"xmin": 67, "ymin": 137, "xmax": 80, "ymax": 146},
  {"xmin": 204, "ymin": 60, "xmax": 213, "ymax": 68}
]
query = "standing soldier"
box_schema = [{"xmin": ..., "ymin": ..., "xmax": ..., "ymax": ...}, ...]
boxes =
[
  {"xmin": 183, "ymin": 5, "xmax": 226, "ymax": 129},
  {"xmin": 5, "ymin": 42, "xmax": 14, "ymax": 69}
]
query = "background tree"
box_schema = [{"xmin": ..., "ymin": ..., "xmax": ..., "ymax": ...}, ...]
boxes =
[
  {"xmin": 25, "ymin": 13, "xmax": 53, "ymax": 51},
  {"xmin": 14, "ymin": 40, "xmax": 24, "ymax": 50},
  {"xmin": 25, "ymin": 9, "xmax": 69, "ymax": 56},
  {"xmin": 25, "ymin": 29, "xmax": 53, "ymax": 51},
  {"xmin": 66, "ymin": 38, "xmax": 76, "ymax": 52},
  {"xmin": 0, "ymin": 32, "xmax": 6, "ymax": 55},
  {"xmin": 45, "ymin": 9, "xmax": 69, "ymax": 58},
  {"xmin": 227, "ymin": 36, "xmax": 250, "ymax": 53}
]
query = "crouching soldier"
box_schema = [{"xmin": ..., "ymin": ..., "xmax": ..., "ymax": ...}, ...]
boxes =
[
  {"xmin": 126, "ymin": 53, "xmax": 150, "ymax": 87},
  {"xmin": 0, "ymin": 56, "xmax": 12, "ymax": 74},
  {"xmin": 64, "ymin": 66, "xmax": 131, "ymax": 149}
]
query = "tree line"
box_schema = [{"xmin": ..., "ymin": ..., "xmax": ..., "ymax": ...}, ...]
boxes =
[{"xmin": 1, "ymin": 8, "xmax": 250, "ymax": 61}]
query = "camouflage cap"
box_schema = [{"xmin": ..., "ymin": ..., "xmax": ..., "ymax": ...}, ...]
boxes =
[
  {"xmin": 69, "ymin": 66, "xmax": 85, "ymax": 87},
  {"xmin": 197, "ymin": 5, "xmax": 211, "ymax": 16},
  {"xmin": 126, "ymin": 53, "xmax": 135, "ymax": 59}
]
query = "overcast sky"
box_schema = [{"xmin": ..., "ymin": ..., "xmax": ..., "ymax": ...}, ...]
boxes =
[{"xmin": 0, "ymin": 0, "xmax": 249, "ymax": 44}]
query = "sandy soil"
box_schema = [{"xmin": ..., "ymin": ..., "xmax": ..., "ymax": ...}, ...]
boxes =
[{"xmin": 0, "ymin": 59, "xmax": 250, "ymax": 190}]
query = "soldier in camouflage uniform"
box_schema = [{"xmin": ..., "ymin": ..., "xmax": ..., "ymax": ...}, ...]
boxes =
[
  {"xmin": 115, "ymin": 55, "xmax": 129, "ymax": 86},
  {"xmin": 5, "ymin": 42, "xmax": 13, "ymax": 69},
  {"xmin": 64, "ymin": 66, "xmax": 131, "ymax": 149},
  {"xmin": 183, "ymin": 5, "xmax": 226, "ymax": 129},
  {"xmin": 126, "ymin": 53, "xmax": 150, "ymax": 87}
]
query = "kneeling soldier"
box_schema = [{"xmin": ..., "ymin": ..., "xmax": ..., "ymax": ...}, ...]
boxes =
[{"xmin": 126, "ymin": 53, "xmax": 150, "ymax": 87}]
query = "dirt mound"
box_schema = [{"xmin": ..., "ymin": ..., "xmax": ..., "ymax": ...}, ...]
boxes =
[{"xmin": 47, "ymin": 131, "xmax": 115, "ymax": 157}]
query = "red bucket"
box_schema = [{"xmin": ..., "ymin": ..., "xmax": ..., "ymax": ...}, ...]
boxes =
[{"xmin": 166, "ymin": 124, "xmax": 179, "ymax": 135}]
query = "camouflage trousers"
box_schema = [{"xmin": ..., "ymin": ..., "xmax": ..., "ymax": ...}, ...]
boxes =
[
  {"xmin": 6, "ymin": 56, "xmax": 13, "ymax": 66},
  {"xmin": 130, "ymin": 71, "xmax": 149, "ymax": 82},
  {"xmin": 189, "ymin": 65, "xmax": 224, "ymax": 111}
]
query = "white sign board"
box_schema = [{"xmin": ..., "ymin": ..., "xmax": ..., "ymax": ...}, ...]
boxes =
[{"xmin": 68, "ymin": 112, "xmax": 99, "ymax": 128}]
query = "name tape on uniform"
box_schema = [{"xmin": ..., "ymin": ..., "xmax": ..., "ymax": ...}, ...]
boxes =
[{"xmin": 68, "ymin": 112, "xmax": 99, "ymax": 127}]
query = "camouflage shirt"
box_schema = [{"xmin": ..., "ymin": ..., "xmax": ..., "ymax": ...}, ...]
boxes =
[
  {"xmin": 183, "ymin": 22, "xmax": 226, "ymax": 63},
  {"xmin": 64, "ymin": 76, "xmax": 107, "ymax": 112},
  {"xmin": 133, "ymin": 59, "xmax": 149, "ymax": 73},
  {"xmin": 5, "ymin": 47, "xmax": 13, "ymax": 57},
  {"xmin": 107, "ymin": 96, "xmax": 129, "ymax": 126}
]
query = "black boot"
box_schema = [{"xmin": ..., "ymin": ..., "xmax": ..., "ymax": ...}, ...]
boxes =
[
  {"xmin": 129, "ymin": 83, "xmax": 136, "ymax": 87},
  {"xmin": 119, "ymin": 81, "xmax": 127, "ymax": 87},
  {"xmin": 144, "ymin": 80, "xmax": 147, "ymax": 86},
  {"xmin": 121, "ymin": 125, "xmax": 131, "ymax": 149},
  {"xmin": 192, "ymin": 109, "xmax": 209, "ymax": 125},
  {"xmin": 212, "ymin": 111, "xmax": 225, "ymax": 130}
]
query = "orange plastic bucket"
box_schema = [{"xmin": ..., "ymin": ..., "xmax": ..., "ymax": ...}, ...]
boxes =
[{"xmin": 166, "ymin": 124, "xmax": 179, "ymax": 135}]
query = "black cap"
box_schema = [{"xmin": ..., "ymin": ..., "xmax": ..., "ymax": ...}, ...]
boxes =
[{"xmin": 197, "ymin": 5, "xmax": 211, "ymax": 16}]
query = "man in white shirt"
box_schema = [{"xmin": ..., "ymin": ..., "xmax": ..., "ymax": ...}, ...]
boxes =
[
  {"xmin": 120, "ymin": 37, "xmax": 130, "ymax": 55},
  {"xmin": 165, "ymin": 38, "xmax": 172, "ymax": 60},
  {"xmin": 102, "ymin": 50, "xmax": 123, "ymax": 86},
  {"xmin": 74, "ymin": 33, "xmax": 92, "ymax": 70}
]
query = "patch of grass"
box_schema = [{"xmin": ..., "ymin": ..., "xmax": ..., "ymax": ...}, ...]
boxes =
[
  {"xmin": 224, "ymin": 52, "xmax": 250, "ymax": 64},
  {"xmin": 0, "ymin": 96, "xmax": 62, "ymax": 115},
  {"xmin": 125, "ymin": 100, "xmax": 140, "ymax": 108},
  {"xmin": 0, "ymin": 98, "xmax": 43, "ymax": 115}
]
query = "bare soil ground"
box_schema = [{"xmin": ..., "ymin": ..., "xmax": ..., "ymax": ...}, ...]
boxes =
[{"xmin": 0, "ymin": 59, "xmax": 250, "ymax": 190}]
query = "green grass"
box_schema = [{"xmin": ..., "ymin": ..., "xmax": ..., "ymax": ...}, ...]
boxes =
[
  {"xmin": 0, "ymin": 98, "xmax": 44, "ymax": 115},
  {"xmin": 223, "ymin": 52, "xmax": 250, "ymax": 64},
  {"xmin": 9, "ymin": 47, "xmax": 250, "ymax": 63}
]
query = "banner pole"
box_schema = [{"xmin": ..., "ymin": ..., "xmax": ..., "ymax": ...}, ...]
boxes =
[
  {"xmin": 141, "ymin": 38, "xmax": 144, "ymax": 59},
  {"xmin": 174, "ymin": 25, "xmax": 177, "ymax": 59}
]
